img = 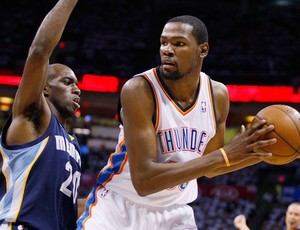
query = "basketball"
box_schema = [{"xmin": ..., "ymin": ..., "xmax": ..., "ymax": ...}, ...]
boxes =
[{"xmin": 251, "ymin": 104, "xmax": 300, "ymax": 165}]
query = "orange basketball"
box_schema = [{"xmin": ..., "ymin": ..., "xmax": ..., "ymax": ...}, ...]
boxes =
[{"xmin": 251, "ymin": 104, "xmax": 300, "ymax": 165}]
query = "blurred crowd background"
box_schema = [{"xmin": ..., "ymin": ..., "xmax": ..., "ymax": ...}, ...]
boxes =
[{"xmin": 0, "ymin": 0, "xmax": 300, "ymax": 229}]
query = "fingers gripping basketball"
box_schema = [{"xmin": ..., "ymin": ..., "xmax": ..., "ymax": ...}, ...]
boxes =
[{"xmin": 251, "ymin": 104, "xmax": 300, "ymax": 165}]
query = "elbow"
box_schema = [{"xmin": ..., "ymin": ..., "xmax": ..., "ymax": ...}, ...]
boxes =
[
  {"xmin": 27, "ymin": 42, "xmax": 51, "ymax": 62},
  {"xmin": 132, "ymin": 176, "xmax": 153, "ymax": 197},
  {"xmin": 135, "ymin": 189, "xmax": 149, "ymax": 197}
]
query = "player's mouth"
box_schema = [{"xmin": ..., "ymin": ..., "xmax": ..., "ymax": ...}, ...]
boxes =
[
  {"xmin": 286, "ymin": 220, "xmax": 297, "ymax": 227},
  {"xmin": 162, "ymin": 59, "xmax": 175, "ymax": 66},
  {"xmin": 162, "ymin": 62, "xmax": 177, "ymax": 72},
  {"xmin": 73, "ymin": 97, "xmax": 80, "ymax": 110}
]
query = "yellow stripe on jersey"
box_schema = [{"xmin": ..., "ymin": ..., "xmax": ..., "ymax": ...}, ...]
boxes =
[
  {"xmin": 69, "ymin": 134, "xmax": 75, "ymax": 141},
  {"xmin": 0, "ymin": 147, "xmax": 9, "ymax": 193},
  {"xmin": 13, "ymin": 136, "xmax": 49, "ymax": 222}
]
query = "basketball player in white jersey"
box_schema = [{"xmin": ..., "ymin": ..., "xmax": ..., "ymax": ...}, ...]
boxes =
[{"xmin": 77, "ymin": 15, "xmax": 276, "ymax": 229}]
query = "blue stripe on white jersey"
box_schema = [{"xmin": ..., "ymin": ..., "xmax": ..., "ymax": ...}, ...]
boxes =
[
  {"xmin": 97, "ymin": 143, "xmax": 127, "ymax": 185},
  {"xmin": 77, "ymin": 142, "xmax": 127, "ymax": 229}
]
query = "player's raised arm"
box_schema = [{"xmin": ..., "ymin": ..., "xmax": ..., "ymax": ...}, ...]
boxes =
[
  {"xmin": 14, "ymin": 0, "xmax": 78, "ymax": 115},
  {"xmin": 0, "ymin": 1, "xmax": 81, "ymax": 228},
  {"xmin": 7, "ymin": 0, "xmax": 78, "ymax": 144}
]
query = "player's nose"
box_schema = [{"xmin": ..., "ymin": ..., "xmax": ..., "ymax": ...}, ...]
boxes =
[{"xmin": 73, "ymin": 84, "xmax": 81, "ymax": 96}]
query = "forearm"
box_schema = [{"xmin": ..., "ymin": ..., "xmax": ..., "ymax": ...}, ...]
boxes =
[
  {"xmin": 30, "ymin": 0, "xmax": 78, "ymax": 57},
  {"xmin": 19, "ymin": 0, "xmax": 78, "ymax": 108},
  {"xmin": 133, "ymin": 148, "xmax": 263, "ymax": 196},
  {"xmin": 132, "ymin": 149, "xmax": 226, "ymax": 196},
  {"xmin": 205, "ymin": 158, "xmax": 262, "ymax": 178}
]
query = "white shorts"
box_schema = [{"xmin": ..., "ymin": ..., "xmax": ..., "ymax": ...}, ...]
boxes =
[{"xmin": 77, "ymin": 187, "xmax": 197, "ymax": 230}]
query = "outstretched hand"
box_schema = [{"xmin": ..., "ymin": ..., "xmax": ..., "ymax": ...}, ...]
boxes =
[
  {"xmin": 223, "ymin": 119, "xmax": 276, "ymax": 165},
  {"xmin": 233, "ymin": 214, "xmax": 250, "ymax": 230}
]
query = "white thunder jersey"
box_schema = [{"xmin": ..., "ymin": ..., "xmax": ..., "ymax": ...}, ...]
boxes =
[{"xmin": 94, "ymin": 67, "xmax": 217, "ymax": 207}]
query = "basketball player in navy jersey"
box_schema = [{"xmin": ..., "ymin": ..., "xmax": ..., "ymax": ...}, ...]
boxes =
[
  {"xmin": 78, "ymin": 15, "xmax": 276, "ymax": 229},
  {"xmin": 0, "ymin": 0, "xmax": 81, "ymax": 229}
]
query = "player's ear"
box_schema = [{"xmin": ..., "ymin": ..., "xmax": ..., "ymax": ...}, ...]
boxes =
[
  {"xmin": 199, "ymin": 42, "xmax": 209, "ymax": 58},
  {"xmin": 43, "ymin": 85, "xmax": 49, "ymax": 97}
]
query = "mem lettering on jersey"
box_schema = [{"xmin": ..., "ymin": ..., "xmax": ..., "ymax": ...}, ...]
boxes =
[{"xmin": 55, "ymin": 135, "xmax": 81, "ymax": 166}]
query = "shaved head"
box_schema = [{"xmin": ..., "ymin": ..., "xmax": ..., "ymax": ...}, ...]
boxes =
[{"xmin": 47, "ymin": 63, "xmax": 73, "ymax": 82}]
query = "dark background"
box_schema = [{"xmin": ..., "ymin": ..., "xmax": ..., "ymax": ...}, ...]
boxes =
[{"xmin": 1, "ymin": 0, "xmax": 300, "ymax": 86}]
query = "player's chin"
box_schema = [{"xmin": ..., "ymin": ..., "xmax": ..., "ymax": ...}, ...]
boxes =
[
  {"xmin": 162, "ymin": 64, "xmax": 176, "ymax": 71},
  {"xmin": 72, "ymin": 108, "xmax": 79, "ymax": 117},
  {"xmin": 162, "ymin": 65, "xmax": 176, "ymax": 73},
  {"xmin": 67, "ymin": 108, "xmax": 77, "ymax": 118}
]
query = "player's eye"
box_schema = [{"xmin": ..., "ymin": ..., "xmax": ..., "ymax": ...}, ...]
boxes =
[
  {"xmin": 175, "ymin": 42, "xmax": 185, "ymax": 46},
  {"xmin": 64, "ymin": 79, "xmax": 72, "ymax": 85},
  {"xmin": 160, "ymin": 41, "xmax": 168, "ymax": 46}
]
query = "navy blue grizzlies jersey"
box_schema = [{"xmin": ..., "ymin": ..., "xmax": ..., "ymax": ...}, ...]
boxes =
[{"xmin": 0, "ymin": 114, "xmax": 81, "ymax": 230}]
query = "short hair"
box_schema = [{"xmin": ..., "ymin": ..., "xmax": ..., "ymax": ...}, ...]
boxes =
[{"xmin": 167, "ymin": 15, "xmax": 208, "ymax": 45}]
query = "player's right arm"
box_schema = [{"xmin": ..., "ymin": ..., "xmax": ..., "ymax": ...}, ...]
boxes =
[
  {"xmin": 121, "ymin": 77, "xmax": 231, "ymax": 196},
  {"xmin": 6, "ymin": 0, "xmax": 78, "ymax": 145},
  {"xmin": 121, "ymin": 77, "xmax": 276, "ymax": 197}
]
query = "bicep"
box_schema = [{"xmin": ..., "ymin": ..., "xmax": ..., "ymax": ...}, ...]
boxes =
[
  {"xmin": 13, "ymin": 48, "xmax": 49, "ymax": 117},
  {"xmin": 7, "ymin": 55, "xmax": 50, "ymax": 144},
  {"xmin": 121, "ymin": 78, "xmax": 157, "ymax": 181}
]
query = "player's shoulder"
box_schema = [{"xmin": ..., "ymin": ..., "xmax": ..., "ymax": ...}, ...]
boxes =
[
  {"xmin": 122, "ymin": 68, "xmax": 156, "ymax": 94},
  {"xmin": 122, "ymin": 75, "xmax": 149, "ymax": 93},
  {"xmin": 120, "ymin": 72, "xmax": 154, "ymax": 107},
  {"xmin": 206, "ymin": 76, "xmax": 230, "ymax": 122},
  {"xmin": 206, "ymin": 75, "xmax": 228, "ymax": 98}
]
